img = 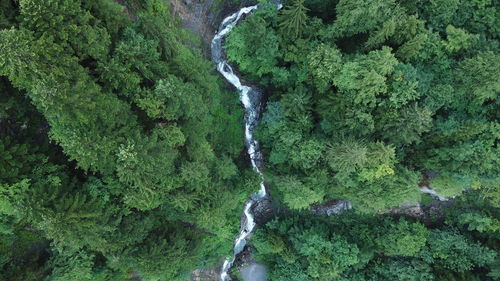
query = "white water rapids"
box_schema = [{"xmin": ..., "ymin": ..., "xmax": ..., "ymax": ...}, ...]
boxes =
[{"xmin": 211, "ymin": 4, "xmax": 268, "ymax": 281}]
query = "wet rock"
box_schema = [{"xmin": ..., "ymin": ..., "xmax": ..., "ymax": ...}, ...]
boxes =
[
  {"xmin": 388, "ymin": 202, "xmax": 424, "ymax": 218},
  {"xmin": 240, "ymin": 209, "xmax": 249, "ymax": 230},
  {"xmin": 311, "ymin": 199, "xmax": 352, "ymax": 216},
  {"xmin": 232, "ymin": 247, "xmax": 268, "ymax": 281},
  {"xmin": 190, "ymin": 266, "xmax": 220, "ymax": 281},
  {"xmin": 387, "ymin": 198, "xmax": 456, "ymax": 223},
  {"xmin": 251, "ymin": 197, "xmax": 277, "ymax": 226},
  {"xmin": 234, "ymin": 245, "xmax": 253, "ymax": 266},
  {"xmin": 421, "ymin": 199, "xmax": 454, "ymax": 220}
]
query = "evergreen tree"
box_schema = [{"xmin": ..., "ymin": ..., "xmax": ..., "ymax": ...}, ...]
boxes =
[{"xmin": 279, "ymin": 0, "xmax": 310, "ymax": 39}]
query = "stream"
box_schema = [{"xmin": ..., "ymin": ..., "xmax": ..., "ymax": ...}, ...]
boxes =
[{"xmin": 211, "ymin": 3, "xmax": 278, "ymax": 281}]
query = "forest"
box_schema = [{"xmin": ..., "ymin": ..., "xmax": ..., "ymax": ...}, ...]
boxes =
[
  {"xmin": 225, "ymin": 0, "xmax": 499, "ymax": 280},
  {"xmin": 0, "ymin": 0, "xmax": 498, "ymax": 280}
]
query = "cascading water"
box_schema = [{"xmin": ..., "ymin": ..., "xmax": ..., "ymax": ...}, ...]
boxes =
[
  {"xmin": 211, "ymin": 4, "xmax": 271, "ymax": 281},
  {"xmin": 420, "ymin": 186, "xmax": 451, "ymax": 201}
]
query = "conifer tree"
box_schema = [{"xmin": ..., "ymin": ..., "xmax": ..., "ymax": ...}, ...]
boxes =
[{"xmin": 279, "ymin": 0, "xmax": 309, "ymax": 39}]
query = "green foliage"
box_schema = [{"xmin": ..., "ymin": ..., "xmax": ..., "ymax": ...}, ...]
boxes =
[
  {"xmin": 307, "ymin": 44, "xmax": 342, "ymax": 92},
  {"xmin": 457, "ymin": 51, "xmax": 500, "ymax": 106},
  {"xmin": 274, "ymin": 175, "xmax": 324, "ymax": 209},
  {"xmin": 47, "ymin": 250, "xmax": 97, "ymax": 281},
  {"xmin": 19, "ymin": 0, "xmax": 111, "ymax": 60},
  {"xmin": 0, "ymin": 230, "xmax": 49, "ymax": 281},
  {"xmin": 254, "ymin": 215, "xmax": 361, "ymax": 280},
  {"xmin": 396, "ymin": 32, "xmax": 428, "ymax": 61},
  {"xmin": 225, "ymin": 5, "xmax": 499, "ymax": 280},
  {"xmin": 374, "ymin": 218, "xmax": 428, "ymax": 256},
  {"xmin": 0, "ymin": 0, "xmax": 250, "ymax": 279},
  {"xmin": 444, "ymin": 25, "xmax": 479, "ymax": 53},
  {"xmin": 109, "ymin": 226, "xmax": 203, "ymax": 281},
  {"xmin": 226, "ymin": 0, "xmax": 499, "ymax": 215},
  {"xmin": 1, "ymin": 0, "xmax": 499, "ymax": 279},
  {"xmin": 225, "ymin": 11, "xmax": 281, "ymax": 80},
  {"xmin": 419, "ymin": 0, "xmax": 460, "ymax": 30},
  {"xmin": 331, "ymin": 0, "xmax": 404, "ymax": 38},
  {"xmin": 422, "ymin": 229, "xmax": 496, "ymax": 272},
  {"xmin": 0, "ymin": 180, "xmax": 30, "ymax": 234},
  {"xmin": 0, "ymin": 0, "xmax": 18, "ymax": 29},
  {"xmin": 444, "ymin": 193, "xmax": 500, "ymax": 235},
  {"xmin": 0, "ymin": 138, "xmax": 40, "ymax": 183},
  {"xmin": 255, "ymin": 212, "xmax": 498, "ymax": 280},
  {"xmin": 225, "ymin": 0, "xmax": 500, "ymax": 278},
  {"xmin": 364, "ymin": 258, "xmax": 435, "ymax": 281},
  {"xmin": 279, "ymin": 0, "xmax": 310, "ymax": 39},
  {"xmin": 419, "ymin": 0, "xmax": 499, "ymax": 37},
  {"xmin": 429, "ymin": 174, "xmax": 469, "ymax": 197},
  {"xmin": 379, "ymin": 103, "xmax": 432, "ymax": 146}
]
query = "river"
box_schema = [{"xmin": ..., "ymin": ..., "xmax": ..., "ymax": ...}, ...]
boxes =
[{"xmin": 211, "ymin": 3, "xmax": 277, "ymax": 281}]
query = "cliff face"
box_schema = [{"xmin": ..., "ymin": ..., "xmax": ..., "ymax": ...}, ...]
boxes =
[
  {"xmin": 171, "ymin": 0, "xmax": 250, "ymax": 56},
  {"xmin": 171, "ymin": 0, "xmax": 219, "ymax": 43}
]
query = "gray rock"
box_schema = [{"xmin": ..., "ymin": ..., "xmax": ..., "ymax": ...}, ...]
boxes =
[
  {"xmin": 311, "ymin": 199, "xmax": 352, "ymax": 216},
  {"xmin": 251, "ymin": 197, "xmax": 276, "ymax": 226},
  {"xmin": 389, "ymin": 202, "xmax": 424, "ymax": 217},
  {"xmin": 190, "ymin": 266, "xmax": 221, "ymax": 281}
]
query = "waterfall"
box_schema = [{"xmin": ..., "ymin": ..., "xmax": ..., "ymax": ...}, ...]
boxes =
[
  {"xmin": 420, "ymin": 186, "xmax": 452, "ymax": 201},
  {"xmin": 211, "ymin": 4, "xmax": 269, "ymax": 281}
]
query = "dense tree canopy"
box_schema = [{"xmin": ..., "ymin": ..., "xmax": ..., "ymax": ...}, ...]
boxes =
[
  {"xmin": 224, "ymin": 0, "xmax": 499, "ymax": 279},
  {"xmin": 0, "ymin": 0, "xmax": 498, "ymax": 280},
  {"xmin": 226, "ymin": 0, "xmax": 499, "ymax": 213},
  {"xmin": 0, "ymin": 0, "xmax": 253, "ymax": 279},
  {"xmin": 252, "ymin": 195, "xmax": 498, "ymax": 280}
]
